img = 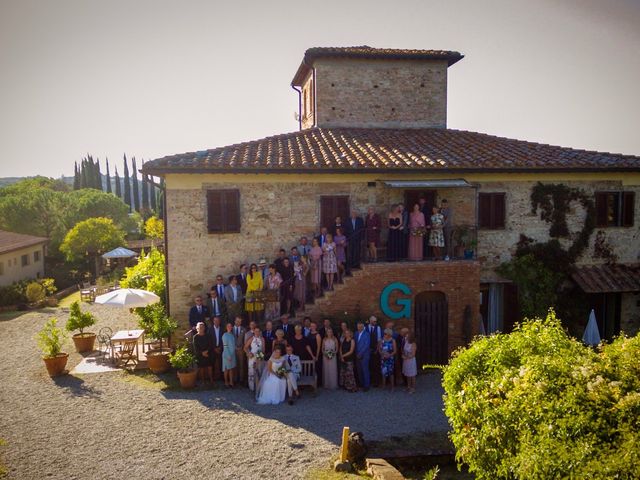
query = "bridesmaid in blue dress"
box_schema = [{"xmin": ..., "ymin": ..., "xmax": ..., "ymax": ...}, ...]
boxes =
[
  {"xmin": 379, "ymin": 328, "xmax": 397, "ymax": 392},
  {"xmin": 222, "ymin": 323, "xmax": 237, "ymax": 388}
]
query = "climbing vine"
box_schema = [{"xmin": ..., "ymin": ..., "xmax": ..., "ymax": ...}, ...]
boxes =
[{"xmin": 498, "ymin": 183, "xmax": 596, "ymax": 324}]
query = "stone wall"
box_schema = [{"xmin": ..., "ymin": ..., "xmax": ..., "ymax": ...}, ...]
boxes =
[
  {"xmin": 300, "ymin": 261, "xmax": 481, "ymax": 355},
  {"xmin": 312, "ymin": 57, "xmax": 449, "ymax": 129},
  {"xmin": 476, "ymin": 180, "xmax": 640, "ymax": 272},
  {"xmin": 621, "ymin": 293, "xmax": 640, "ymax": 336}
]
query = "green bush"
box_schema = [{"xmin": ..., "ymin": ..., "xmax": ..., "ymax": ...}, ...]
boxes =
[
  {"xmin": 168, "ymin": 344, "xmax": 195, "ymax": 372},
  {"xmin": 443, "ymin": 310, "xmax": 640, "ymax": 479},
  {"xmin": 65, "ymin": 301, "xmax": 96, "ymax": 335},
  {"xmin": 0, "ymin": 278, "xmax": 56, "ymax": 307},
  {"xmin": 120, "ymin": 247, "xmax": 165, "ymax": 300},
  {"xmin": 25, "ymin": 282, "xmax": 46, "ymax": 303},
  {"xmin": 137, "ymin": 303, "xmax": 176, "ymax": 351},
  {"xmin": 36, "ymin": 318, "xmax": 67, "ymax": 358}
]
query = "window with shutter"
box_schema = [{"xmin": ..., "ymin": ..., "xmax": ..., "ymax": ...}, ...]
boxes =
[
  {"xmin": 478, "ymin": 192, "xmax": 505, "ymax": 229},
  {"xmin": 320, "ymin": 195, "xmax": 350, "ymax": 229},
  {"xmin": 206, "ymin": 189, "xmax": 241, "ymax": 233},
  {"xmin": 622, "ymin": 192, "xmax": 635, "ymax": 227},
  {"xmin": 595, "ymin": 191, "xmax": 634, "ymax": 228}
]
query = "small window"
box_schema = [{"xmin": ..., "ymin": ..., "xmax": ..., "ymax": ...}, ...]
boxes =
[
  {"xmin": 206, "ymin": 189, "xmax": 240, "ymax": 233},
  {"xmin": 478, "ymin": 193, "xmax": 506, "ymax": 229},
  {"xmin": 595, "ymin": 191, "xmax": 635, "ymax": 227},
  {"xmin": 34, "ymin": 250, "xmax": 40, "ymax": 262},
  {"xmin": 21, "ymin": 254, "xmax": 29, "ymax": 267}
]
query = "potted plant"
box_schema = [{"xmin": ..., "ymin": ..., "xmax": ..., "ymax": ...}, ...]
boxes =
[
  {"xmin": 453, "ymin": 226, "xmax": 468, "ymax": 259},
  {"xmin": 65, "ymin": 301, "xmax": 97, "ymax": 353},
  {"xmin": 169, "ymin": 344, "xmax": 197, "ymax": 388},
  {"xmin": 37, "ymin": 318, "xmax": 68, "ymax": 376},
  {"xmin": 144, "ymin": 306, "xmax": 177, "ymax": 374},
  {"xmin": 464, "ymin": 238, "xmax": 477, "ymax": 260}
]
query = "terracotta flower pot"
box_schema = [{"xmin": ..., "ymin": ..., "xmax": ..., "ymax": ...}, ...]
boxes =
[
  {"xmin": 177, "ymin": 369, "xmax": 197, "ymax": 389},
  {"xmin": 146, "ymin": 348, "xmax": 172, "ymax": 374},
  {"xmin": 72, "ymin": 333, "xmax": 96, "ymax": 353},
  {"xmin": 43, "ymin": 353, "xmax": 68, "ymax": 376}
]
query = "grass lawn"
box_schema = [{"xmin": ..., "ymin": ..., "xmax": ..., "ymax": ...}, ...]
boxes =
[
  {"xmin": 58, "ymin": 291, "xmax": 81, "ymax": 308},
  {"xmin": 305, "ymin": 467, "xmax": 369, "ymax": 479}
]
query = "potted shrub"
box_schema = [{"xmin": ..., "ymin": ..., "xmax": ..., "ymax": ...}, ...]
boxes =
[
  {"xmin": 169, "ymin": 344, "xmax": 197, "ymax": 388},
  {"xmin": 145, "ymin": 306, "xmax": 177, "ymax": 374},
  {"xmin": 66, "ymin": 301, "xmax": 97, "ymax": 353},
  {"xmin": 37, "ymin": 318, "xmax": 68, "ymax": 376},
  {"xmin": 464, "ymin": 238, "xmax": 477, "ymax": 260},
  {"xmin": 26, "ymin": 282, "xmax": 46, "ymax": 308}
]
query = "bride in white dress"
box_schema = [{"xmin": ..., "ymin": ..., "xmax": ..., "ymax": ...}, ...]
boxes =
[{"xmin": 257, "ymin": 346, "xmax": 287, "ymax": 405}]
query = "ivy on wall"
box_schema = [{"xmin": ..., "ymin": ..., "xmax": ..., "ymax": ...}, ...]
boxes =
[{"xmin": 498, "ymin": 183, "xmax": 596, "ymax": 324}]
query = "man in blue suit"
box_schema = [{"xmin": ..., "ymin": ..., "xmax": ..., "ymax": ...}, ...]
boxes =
[
  {"xmin": 354, "ymin": 321, "xmax": 371, "ymax": 391},
  {"xmin": 187, "ymin": 296, "xmax": 209, "ymax": 338}
]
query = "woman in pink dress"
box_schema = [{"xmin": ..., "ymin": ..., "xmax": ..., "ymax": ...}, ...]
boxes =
[
  {"xmin": 309, "ymin": 238, "xmax": 323, "ymax": 298},
  {"xmin": 408, "ymin": 203, "xmax": 426, "ymax": 260}
]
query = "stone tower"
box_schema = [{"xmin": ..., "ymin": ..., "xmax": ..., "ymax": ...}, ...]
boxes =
[{"xmin": 291, "ymin": 46, "xmax": 463, "ymax": 130}]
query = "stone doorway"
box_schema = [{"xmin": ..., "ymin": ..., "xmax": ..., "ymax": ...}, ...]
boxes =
[{"xmin": 414, "ymin": 291, "xmax": 448, "ymax": 366}]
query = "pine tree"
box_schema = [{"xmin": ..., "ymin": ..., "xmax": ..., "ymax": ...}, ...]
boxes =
[
  {"xmin": 95, "ymin": 157, "xmax": 103, "ymax": 191},
  {"xmin": 123, "ymin": 155, "xmax": 132, "ymax": 211},
  {"xmin": 105, "ymin": 158, "xmax": 112, "ymax": 193},
  {"xmin": 141, "ymin": 160, "xmax": 150, "ymax": 211},
  {"xmin": 149, "ymin": 177, "xmax": 157, "ymax": 213},
  {"xmin": 114, "ymin": 166, "xmax": 122, "ymax": 198},
  {"xmin": 73, "ymin": 162, "xmax": 80, "ymax": 190},
  {"xmin": 131, "ymin": 157, "xmax": 140, "ymax": 212}
]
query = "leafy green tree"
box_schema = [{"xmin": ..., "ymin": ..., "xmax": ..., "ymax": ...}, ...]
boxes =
[
  {"xmin": 120, "ymin": 247, "xmax": 165, "ymax": 301},
  {"xmin": 443, "ymin": 311, "xmax": 640, "ymax": 480},
  {"xmin": 73, "ymin": 162, "xmax": 80, "ymax": 190},
  {"xmin": 60, "ymin": 217, "xmax": 125, "ymax": 278},
  {"xmin": 149, "ymin": 179, "xmax": 157, "ymax": 212},
  {"xmin": 94, "ymin": 158, "xmax": 102, "ymax": 191},
  {"xmin": 123, "ymin": 155, "xmax": 131, "ymax": 212},
  {"xmin": 144, "ymin": 216, "xmax": 164, "ymax": 242},
  {"xmin": 63, "ymin": 189, "xmax": 130, "ymax": 231},
  {"xmin": 141, "ymin": 166, "xmax": 150, "ymax": 211}
]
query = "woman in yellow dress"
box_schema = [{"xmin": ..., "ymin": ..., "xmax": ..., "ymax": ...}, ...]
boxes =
[{"xmin": 245, "ymin": 263, "xmax": 264, "ymax": 324}]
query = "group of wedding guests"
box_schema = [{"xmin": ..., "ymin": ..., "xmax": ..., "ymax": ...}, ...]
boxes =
[
  {"xmin": 188, "ymin": 311, "xmax": 419, "ymax": 404},
  {"xmin": 192, "ymin": 199, "xmax": 453, "ymax": 325}
]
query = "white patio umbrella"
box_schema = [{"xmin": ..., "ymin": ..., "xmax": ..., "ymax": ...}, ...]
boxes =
[
  {"xmin": 94, "ymin": 288, "xmax": 160, "ymax": 308},
  {"xmin": 582, "ymin": 309, "xmax": 601, "ymax": 346}
]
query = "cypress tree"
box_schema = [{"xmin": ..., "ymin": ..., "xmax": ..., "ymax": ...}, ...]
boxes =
[
  {"xmin": 95, "ymin": 157, "xmax": 103, "ymax": 191},
  {"xmin": 123, "ymin": 155, "xmax": 132, "ymax": 211},
  {"xmin": 157, "ymin": 178, "xmax": 165, "ymax": 219},
  {"xmin": 73, "ymin": 162, "xmax": 80, "ymax": 190},
  {"xmin": 131, "ymin": 157, "xmax": 140, "ymax": 212},
  {"xmin": 105, "ymin": 158, "xmax": 112, "ymax": 193},
  {"xmin": 149, "ymin": 177, "xmax": 157, "ymax": 213},
  {"xmin": 80, "ymin": 158, "xmax": 88, "ymax": 189},
  {"xmin": 141, "ymin": 161, "xmax": 150, "ymax": 211},
  {"xmin": 114, "ymin": 166, "xmax": 122, "ymax": 199}
]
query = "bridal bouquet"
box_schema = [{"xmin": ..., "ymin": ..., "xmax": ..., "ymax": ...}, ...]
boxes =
[
  {"xmin": 275, "ymin": 366, "xmax": 288, "ymax": 378},
  {"xmin": 324, "ymin": 350, "xmax": 336, "ymax": 360},
  {"xmin": 255, "ymin": 350, "xmax": 265, "ymax": 360},
  {"xmin": 411, "ymin": 227, "xmax": 427, "ymax": 237}
]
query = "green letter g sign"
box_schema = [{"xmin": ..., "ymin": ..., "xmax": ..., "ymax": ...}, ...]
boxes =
[{"xmin": 380, "ymin": 282, "xmax": 412, "ymax": 319}]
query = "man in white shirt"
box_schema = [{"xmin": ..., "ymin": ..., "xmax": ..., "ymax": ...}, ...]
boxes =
[{"xmin": 283, "ymin": 344, "xmax": 301, "ymax": 404}]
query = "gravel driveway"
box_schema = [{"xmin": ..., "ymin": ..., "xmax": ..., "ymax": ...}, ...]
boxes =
[{"xmin": 0, "ymin": 305, "xmax": 449, "ymax": 480}]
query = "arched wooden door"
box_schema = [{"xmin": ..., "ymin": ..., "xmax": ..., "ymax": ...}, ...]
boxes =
[{"xmin": 414, "ymin": 291, "xmax": 448, "ymax": 366}]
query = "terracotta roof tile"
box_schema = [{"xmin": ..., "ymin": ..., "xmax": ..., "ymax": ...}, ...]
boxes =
[
  {"xmin": 292, "ymin": 46, "xmax": 463, "ymax": 85},
  {"xmin": 143, "ymin": 127, "xmax": 640, "ymax": 175},
  {"xmin": 572, "ymin": 264, "xmax": 640, "ymax": 293},
  {"xmin": 0, "ymin": 230, "xmax": 48, "ymax": 255}
]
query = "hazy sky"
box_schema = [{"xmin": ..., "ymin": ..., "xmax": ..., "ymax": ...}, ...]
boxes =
[{"xmin": 1, "ymin": 0, "xmax": 639, "ymax": 178}]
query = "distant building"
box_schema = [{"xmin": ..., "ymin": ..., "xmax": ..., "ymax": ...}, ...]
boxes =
[
  {"xmin": 0, "ymin": 230, "xmax": 48, "ymax": 286},
  {"xmin": 144, "ymin": 46, "xmax": 640, "ymax": 364}
]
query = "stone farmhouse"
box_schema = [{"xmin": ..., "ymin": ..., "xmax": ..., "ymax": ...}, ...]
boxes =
[
  {"xmin": 144, "ymin": 46, "xmax": 640, "ymax": 365},
  {"xmin": 0, "ymin": 230, "xmax": 48, "ymax": 286}
]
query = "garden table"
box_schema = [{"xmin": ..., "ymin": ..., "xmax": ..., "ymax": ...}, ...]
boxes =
[{"xmin": 110, "ymin": 329, "xmax": 145, "ymax": 364}]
